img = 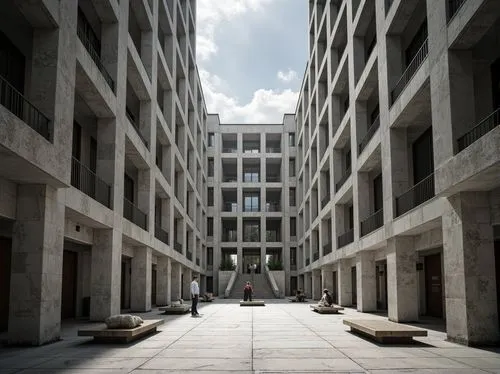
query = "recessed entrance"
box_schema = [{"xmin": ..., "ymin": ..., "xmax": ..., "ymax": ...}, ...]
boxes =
[
  {"xmin": 424, "ymin": 253, "xmax": 443, "ymax": 318},
  {"xmin": 376, "ymin": 261, "xmax": 388, "ymax": 311},
  {"xmin": 243, "ymin": 248, "xmax": 261, "ymax": 274},
  {"xmin": 351, "ymin": 266, "xmax": 357, "ymax": 306},
  {"xmin": 61, "ymin": 250, "xmax": 78, "ymax": 319},
  {"xmin": 121, "ymin": 256, "xmax": 131, "ymax": 310},
  {"xmin": 0, "ymin": 237, "xmax": 12, "ymax": 332}
]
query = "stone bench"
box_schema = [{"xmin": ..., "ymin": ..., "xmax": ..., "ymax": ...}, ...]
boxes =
[
  {"xmin": 309, "ymin": 304, "xmax": 344, "ymax": 314},
  {"xmin": 159, "ymin": 304, "xmax": 191, "ymax": 314},
  {"xmin": 343, "ymin": 319, "xmax": 427, "ymax": 343},
  {"xmin": 240, "ymin": 300, "xmax": 265, "ymax": 306},
  {"xmin": 78, "ymin": 319, "xmax": 163, "ymax": 343},
  {"xmin": 288, "ymin": 297, "xmax": 307, "ymax": 302}
]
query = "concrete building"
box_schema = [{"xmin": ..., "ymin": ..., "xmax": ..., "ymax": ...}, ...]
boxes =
[
  {"xmin": 0, "ymin": 0, "xmax": 208, "ymax": 345},
  {"xmin": 206, "ymin": 115, "xmax": 297, "ymax": 296},
  {"xmin": 296, "ymin": 0, "xmax": 500, "ymax": 346}
]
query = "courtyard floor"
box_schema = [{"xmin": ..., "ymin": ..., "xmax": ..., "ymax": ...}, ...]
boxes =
[{"xmin": 1, "ymin": 299, "xmax": 500, "ymax": 373}]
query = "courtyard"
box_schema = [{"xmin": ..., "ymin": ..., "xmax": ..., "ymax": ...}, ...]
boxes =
[{"xmin": 1, "ymin": 300, "xmax": 500, "ymax": 373}]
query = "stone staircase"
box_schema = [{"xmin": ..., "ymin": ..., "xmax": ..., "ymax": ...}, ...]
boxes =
[{"xmin": 230, "ymin": 273, "xmax": 276, "ymax": 299}]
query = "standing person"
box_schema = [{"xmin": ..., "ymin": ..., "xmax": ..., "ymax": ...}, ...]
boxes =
[
  {"xmin": 190, "ymin": 275, "xmax": 200, "ymax": 317},
  {"xmin": 243, "ymin": 281, "xmax": 253, "ymax": 301}
]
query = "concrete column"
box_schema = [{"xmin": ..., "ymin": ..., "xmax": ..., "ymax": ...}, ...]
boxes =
[
  {"xmin": 387, "ymin": 237, "xmax": 418, "ymax": 322},
  {"xmin": 183, "ymin": 268, "xmax": 192, "ymax": 300},
  {"xmin": 237, "ymin": 247, "xmax": 243, "ymax": 274},
  {"xmin": 443, "ymin": 192, "xmax": 499, "ymax": 345},
  {"xmin": 337, "ymin": 260, "xmax": 352, "ymax": 306},
  {"xmin": 171, "ymin": 262, "xmax": 182, "ymax": 301},
  {"xmin": 156, "ymin": 256, "xmax": 171, "ymax": 306},
  {"xmin": 321, "ymin": 267, "xmax": 334, "ymax": 295},
  {"xmin": 298, "ymin": 275, "xmax": 304, "ymax": 291},
  {"xmin": 312, "ymin": 269, "xmax": 322, "ymax": 300},
  {"xmin": 356, "ymin": 250, "xmax": 377, "ymax": 312},
  {"xmin": 90, "ymin": 228, "xmax": 122, "ymax": 321},
  {"xmin": 8, "ymin": 185, "xmax": 65, "ymax": 345},
  {"xmin": 131, "ymin": 247, "xmax": 152, "ymax": 312},
  {"xmin": 304, "ymin": 272, "xmax": 312, "ymax": 298}
]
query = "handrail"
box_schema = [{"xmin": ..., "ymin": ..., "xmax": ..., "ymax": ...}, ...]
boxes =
[
  {"xmin": 358, "ymin": 115, "xmax": 380, "ymax": 155},
  {"xmin": 391, "ymin": 39, "xmax": 428, "ymax": 105},
  {"xmin": 126, "ymin": 107, "xmax": 149, "ymax": 148},
  {"xmin": 123, "ymin": 198, "xmax": 147, "ymax": 230},
  {"xmin": 457, "ymin": 108, "xmax": 500, "ymax": 152},
  {"xmin": 321, "ymin": 195, "xmax": 330, "ymax": 209},
  {"xmin": 323, "ymin": 242, "xmax": 332, "ymax": 256},
  {"xmin": 395, "ymin": 173, "xmax": 435, "ymax": 217},
  {"xmin": 71, "ymin": 157, "xmax": 112, "ymax": 208},
  {"xmin": 224, "ymin": 266, "xmax": 238, "ymax": 298},
  {"xmin": 335, "ymin": 167, "xmax": 351, "ymax": 192},
  {"xmin": 154, "ymin": 223, "xmax": 169, "ymax": 245},
  {"xmin": 337, "ymin": 228, "xmax": 354, "ymax": 248},
  {"xmin": 265, "ymin": 265, "xmax": 281, "ymax": 298},
  {"xmin": 448, "ymin": 0, "xmax": 467, "ymax": 22},
  {"xmin": 360, "ymin": 208, "xmax": 384, "ymax": 237}
]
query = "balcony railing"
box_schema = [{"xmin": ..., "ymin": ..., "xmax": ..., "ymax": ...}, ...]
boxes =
[
  {"xmin": 321, "ymin": 195, "xmax": 330, "ymax": 209},
  {"xmin": 126, "ymin": 107, "xmax": 149, "ymax": 148},
  {"xmin": 391, "ymin": 39, "xmax": 428, "ymax": 105},
  {"xmin": 0, "ymin": 74, "xmax": 51, "ymax": 141},
  {"xmin": 335, "ymin": 167, "xmax": 351, "ymax": 192},
  {"xmin": 360, "ymin": 209, "xmax": 384, "ymax": 237},
  {"xmin": 154, "ymin": 224, "xmax": 169, "ymax": 245},
  {"xmin": 187, "ymin": 251, "xmax": 193, "ymax": 261},
  {"xmin": 266, "ymin": 232, "xmax": 281, "ymax": 242},
  {"xmin": 266, "ymin": 147, "xmax": 281, "ymax": 153},
  {"xmin": 323, "ymin": 243, "xmax": 332, "ymax": 256},
  {"xmin": 358, "ymin": 115, "xmax": 380, "ymax": 155},
  {"xmin": 77, "ymin": 10, "xmax": 115, "ymax": 92},
  {"xmin": 123, "ymin": 198, "xmax": 148, "ymax": 230},
  {"xmin": 222, "ymin": 232, "xmax": 238, "ymax": 242},
  {"xmin": 265, "ymin": 202, "xmax": 281, "ymax": 212},
  {"xmin": 222, "ymin": 147, "xmax": 237, "ymax": 153},
  {"xmin": 266, "ymin": 176, "xmax": 281, "ymax": 182},
  {"xmin": 337, "ymin": 229, "xmax": 354, "ymax": 248},
  {"xmin": 244, "ymin": 233, "xmax": 260, "ymax": 242},
  {"xmin": 196, "ymin": 258, "xmax": 200, "ymax": 266},
  {"xmin": 222, "ymin": 202, "xmax": 238, "ymax": 212},
  {"xmin": 243, "ymin": 206, "xmax": 260, "ymax": 212},
  {"xmin": 457, "ymin": 108, "xmax": 500, "ymax": 152},
  {"xmin": 305, "ymin": 257, "xmax": 310, "ymax": 266},
  {"xmin": 395, "ymin": 173, "xmax": 435, "ymax": 217},
  {"xmin": 71, "ymin": 157, "xmax": 112, "ymax": 208},
  {"xmin": 313, "ymin": 252, "xmax": 319, "ymax": 262},
  {"xmin": 448, "ymin": 0, "xmax": 467, "ymax": 22},
  {"xmin": 290, "ymin": 264, "xmax": 297, "ymax": 271},
  {"xmin": 222, "ymin": 176, "xmax": 238, "ymax": 182},
  {"xmin": 173, "ymin": 241, "xmax": 182, "ymax": 253}
]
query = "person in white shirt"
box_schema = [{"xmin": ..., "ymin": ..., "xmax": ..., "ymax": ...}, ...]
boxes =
[{"xmin": 190, "ymin": 275, "xmax": 200, "ymax": 317}]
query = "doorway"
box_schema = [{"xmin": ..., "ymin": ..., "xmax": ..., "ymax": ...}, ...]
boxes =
[
  {"xmin": 121, "ymin": 257, "xmax": 131, "ymax": 309},
  {"xmin": 376, "ymin": 262, "xmax": 388, "ymax": 311},
  {"xmin": 243, "ymin": 248, "xmax": 261, "ymax": 274},
  {"xmin": 332, "ymin": 271, "xmax": 338, "ymax": 303},
  {"xmin": 151, "ymin": 264, "xmax": 157, "ymax": 306},
  {"xmin": 425, "ymin": 253, "xmax": 443, "ymax": 318},
  {"xmin": 351, "ymin": 266, "xmax": 357, "ymax": 306},
  {"xmin": 290, "ymin": 276, "xmax": 298, "ymax": 295},
  {"xmin": 0, "ymin": 237, "xmax": 12, "ymax": 332},
  {"xmin": 61, "ymin": 250, "xmax": 78, "ymax": 319},
  {"xmin": 494, "ymin": 239, "xmax": 500, "ymax": 328}
]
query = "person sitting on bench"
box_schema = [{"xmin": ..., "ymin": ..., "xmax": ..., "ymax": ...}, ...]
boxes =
[
  {"xmin": 295, "ymin": 289, "xmax": 306, "ymax": 302},
  {"xmin": 319, "ymin": 288, "xmax": 333, "ymax": 307},
  {"xmin": 243, "ymin": 281, "xmax": 253, "ymax": 301}
]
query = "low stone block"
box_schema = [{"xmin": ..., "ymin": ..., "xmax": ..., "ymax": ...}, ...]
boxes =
[
  {"xmin": 78, "ymin": 319, "xmax": 163, "ymax": 343},
  {"xmin": 343, "ymin": 319, "xmax": 427, "ymax": 343},
  {"xmin": 240, "ymin": 300, "xmax": 265, "ymax": 306},
  {"xmin": 309, "ymin": 304, "xmax": 344, "ymax": 314},
  {"xmin": 159, "ymin": 304, "xmax": 191, "ymax": 314}
]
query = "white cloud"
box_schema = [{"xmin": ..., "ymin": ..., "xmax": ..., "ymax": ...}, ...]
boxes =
[
  {"xmin": 277, "ymin": 69, "xmax": 298, "ymax": 83},
  {"xmin": 200, "ymin": 69, "xmax": 298, "ymax": 123}
]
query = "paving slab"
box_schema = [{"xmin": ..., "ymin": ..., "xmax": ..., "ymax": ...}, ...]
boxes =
[{"xmin": 253, "ymin": 357, "xmax": 365, "ymax": 372}]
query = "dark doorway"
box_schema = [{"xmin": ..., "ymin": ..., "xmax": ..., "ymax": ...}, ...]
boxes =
[
  {"xmin": 412, "ymin": 127, "xmax": 434, "ymax": 184},
  {"xmin": 151, "ymin": 265, "xmax": 157, "ymax": 306},
  {"xmin": 181, "ymin": 274, "xmax": 184, "ymax": 299},
  {"xmin": 61, "ymin": 250, "xmax": 78, "ymax": 319},
  {"xmin": 376, "ymin": 262, "xmax": 388, "ymax": 310},
  {"xmin": 207, "ymin": 276, "xmax": 213, "ymax": 293},
  {"xmin": 121, "ymin": 257, "xmax": 131, "ymax": 309},
  {"xmin": 494, "ymin": 239, "xmax": 500, "ymax": 328},
  {"xmin": 425, "ymin": 253, "xmax": 443, "ymax": 318},
  {"xmin": 351, "ymin": 266, "xmax": 357, "ymax": 306},
  {"xmin": 290, "ymin": 276, "xmax": 298, "ymax": 295},
  {"xmin": 332, "ymin": 271, "xmax": 338, "ymax": 304},
  {"xmin": 0, "ymin": 237, "xmax": 12, "ymax": 332}
]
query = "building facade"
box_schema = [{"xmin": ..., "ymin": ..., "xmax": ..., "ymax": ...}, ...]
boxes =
[
  {"xmin": 0, "ymin": 0, "xmax": 208, "ymax": 345},
  {"xmin": 296, "ymin": 0, "xmax": 500, "ymax": 345}
]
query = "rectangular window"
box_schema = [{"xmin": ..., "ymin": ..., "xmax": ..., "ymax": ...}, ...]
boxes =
[
  {"xmin": 207, "ymin": 247, "xmax": 213, "ymax": 265},
  {"xmin": 290, "ymin": 217, "xmax": 297, "ymax": 236},
  {"xmin": 208, "ymin": 157, "xmax": 214, "ymax": 177},
  {"xmin": 243, "ymin": 170, "xmax": 259, "ymax": 182},
  {"xmin": 124, "ymin": 174, "xmax": 134, "ymax": 203},
  {"xmin": 289, "ymin": 158, "xmax": 296, "ymax": 177},
  {"xmin": 289, "ymin": 132, "xmax": 296, "ymax": 146},
  {"xmin": 208, "ymin": 187, "xmax": 214, "ymax": 206},
  {"xmin": 72, "ymin": 122, "xmax": 82, "ymax": 160},
  {"xmin": 373, "ymin": 174, "xmax": 383, "ymax": 212},
  {"xmin": 207, "ymin": 217, "xmax": 213, "ymax": 236},
  {"xmin": 289, "ymin": 187, "xmax": 296, "ymax": 206},
  {"xmin": 290, "ymin": 247, "xmax": 297, "ymax": 266},
  {"xmin": 243, "ymin": 193, "xmax": 260, "ymax": 212},
  {"xmin": 208, "ymin": 132, "xmax": 215, "ymax": 147},
  {"xmin": 243, "ymin": 222, "xmax": 260, "ymax": 242}
]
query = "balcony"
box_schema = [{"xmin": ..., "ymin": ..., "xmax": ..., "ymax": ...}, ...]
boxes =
[
  {"xmin": 222, "ymin": 176, "xmax": 238, "ymax": 182},
  {"xmin": 265, "ymin": 202, "xmax": 281, "ymax": 212},
  {"xmin": 360, "ymin": 209, "xmax": 383, "ymax": 237},
  {"xmin": 71, "ymin": 157, "xmax": 112, "ymax": 208},
  {"xmin": 0, "ymin": 74, "xmax": 51, "ymax": 141},
  {"xmin": 244, "ymin": 233, "xmax": 260, "ymax": 242},
  {"xmin": 321, "ymin": 195, "xmax": 330, "ymax": 209},
  {"xmin": 448, "ymin": 0, "xmax": 467, "ymax": 22},
  {"xmin": 196, "ymin": 258, "xmax": 200, "ymax": 266},
  {"xmin": 222, "ymin": 147, "xmax": 237, "ymax": 153},
  {"xmin": 290, "ymin": 264, "xmax": 297, "ymax": 271},
  {"xmin": 323, "ymin": 243, "xmax": 332, "ymax": 256},
  {"xmin": 395, "ymin": 173, "xmax": 435, "ymax": 217},
  {"xmin": 173, "ymin": 241, "xmax": 182, "ymax": 253},
  {"xmin": 266, "ymin": 176, "xmax": 281, "ymax": 183},
  {"xmin": 123, "ymin": 198, "xmax": 148, "ymax": 230},
  {"xmin": 391, "ymin": 39, "xmax": 428, "ymax": 105},
  {"xmin": 385, "ymin": 0, "xmax": 394, "ymax": 14},
  {"xmin": 266, "ymin": 147, "xmax": 281, "ymax": 153},
  {"xmin": 335, "ymin": 167, "xmax": 351, "ymax": 192},
  {"xmin": 266, "ymin": 231, "xmax": 281, "ymax": 242},
  {"xmin": 222, "ymin": 231, "xmax": 238, "ymax": 242},
  {"xmin": 313, "ymin": 252, "xmax": 319, "ymax": 262},
  {"xmin": 337, "ymin": 229, "xmax": 354, "ymax": 248},
  {"xmin": 222, "ymin": 202, "xmax": 238, "ymax": 212},
  {"xmin": 126, "ymin": 107, "xmax": 149, "ymax": 148},
  {"xmin": 187, "ymin": 251, "xmax": 193, "ymax": 261},
  {"xmin": 305, "ymin": 257, "xmax": 310, "ymax": 266},
  {"xmin": 154, "ymin": 224, "xmax": 169, "ymax": 245},
  {"xmin": 77, "ymin": 9, "xmax": 115, "ymax": 92},
  {"xmin": 358, "ymin": 115, "xmax": 380, "ymax": 155},
  {"xmin": 457, "ymin": 108, "xmax": 500, "ymax": 152}
]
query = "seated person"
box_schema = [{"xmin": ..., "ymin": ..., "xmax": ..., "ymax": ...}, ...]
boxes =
[
  {"xmin": 295, "ymin": 289, "xmax": 306, "ymax": 302},
  {"xmin": 243, "ymin": 281, "xmax": 253, "ymax": 301},
  {"xmin": 318, "ymin": 288, "xmax": 333, "ymax": 307}
]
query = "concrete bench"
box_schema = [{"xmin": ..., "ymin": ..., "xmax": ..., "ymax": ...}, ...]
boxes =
[
  {"xmin": 343, "ymin": 319, "xmax": 427, "ymax": 343},
  {"xmin": 159, "ymin": 304, "xmax": 191, "ymax": 314},
  {"xmin": 240, "ymin": 300, "xmax": 265, "ymax": 306},
  {"xmin": 288, "ymin": 297, "xmax": 307, "ymax": 302},
  {"xmin": 309, "ymin": 304, "xmax": 344, "ymax": 314},
  {"xmin": 78, "ymin": 319, "xmax": 163, "ymax": 343}
]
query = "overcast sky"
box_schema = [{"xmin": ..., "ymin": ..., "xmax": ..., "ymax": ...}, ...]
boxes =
[{"xmin": 196, "ymin": 0, "xmax": 308, "ymax": 123}]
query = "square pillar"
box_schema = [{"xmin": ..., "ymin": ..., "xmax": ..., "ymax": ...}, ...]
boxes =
[
  {"xmin": 387, "ymin": 237, "xmax": 418, "ymax": 322},
  {"xmin": 321, "ymin": 267, "xmax": 334, "ymax": 294},
  {"xmin": 156, "ymin": 256, "xmax": 171, "ymax": 306},
  {"xmin": 312, "ymin": 269, "xmax": 322, "ymax": 300},
  {"xmin": 237, "ymin": 247, "xmax": 243, "ymax": 274},
  {"xmin": 90, "ymin": 228, "xmax": 122, "ymax": 321},
  {"xmin": 171, "ymin": 262, "xmax": 182, "ymax": 301},
  {"xmin": 304, "ymin": 272, "xmax": 312, "ymax": 298},
  {"xmin": 8, "ymin": 185, "xmax": 65, "ymax": 345},
  {"xmin": 337, "ymin": 259, "xmax": 352, "ymax": 306},
  {"xmin": 443, "ymin": 192, "xmax": 499, "ymax": 345},
  {"xmin": 356, "ymin": 250, "xmax": 377, "ymax": 312},
  {"xmin": 183, "ymin": 268, "xmax": 192, "ymax": 300},
  {"xmin": 131, "ymin": 247, "xmax": 152, "ymax": 312}
]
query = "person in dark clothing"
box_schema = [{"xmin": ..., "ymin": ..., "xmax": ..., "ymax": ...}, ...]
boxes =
[{"xmin": 243, "ymin": 281, "xmax": 253, "ymax": 301}]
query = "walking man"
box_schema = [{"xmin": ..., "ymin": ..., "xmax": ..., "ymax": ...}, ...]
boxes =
[{"xmin": 191, "ymin": 275, "xmax": 200, "ymax": 317}]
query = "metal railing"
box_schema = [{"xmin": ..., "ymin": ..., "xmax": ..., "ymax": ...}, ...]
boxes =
[
  {"xmin": 290, "ymin": 264, "xmax": 297, "ymax": 271},
  {"xmin": 71, "ymin": 157, "xmax": 112, "ymax": 208},
  {"xmin": 154, "ymin": 224, "xmax": 169, "ymax": 245},
  {"xmin": 265, "ymin": 202, "xmax": 281, "ymax": 212},
  {"xmin": 222, "ymin": 232, "xmax": 238, "ymax": 242},
  {"xmin": 335, "ymin": 167, "xmax": 351, "ymax": 192},
  {"xmin": 173, "ymin": 241, "xmax": 182, "ymax": 253},
  {"xmin": 222, "ymin": 202, "xmax": 238, "ymax": 212},
  {"xmin": 337, "ymin": 229, "xmax": 354, "ymax": 248},
  {"xmin": 266, "ymin": 147, "xmax": 281, "ymax": 153},
  {"xmin": 0, "ymin": 74, "xmax": 51, "ymax": 141},
  {"xmin": 313, "ymin": 252, "xmax": 319, "ymax": 262},
  {"xmin": 358, "ymin": 115, "xmax": 380, "ymax": 155},
  {"xmin": 305, "ymin": 257, "xmax": 310, "ymax": 266},
  {"xmin": 266, "ymin": 232, "xmax": 281, "ymax": 242},
  {"xmin": 77, "ymin": 10, "xmax": 115, "ymax": 92},
  {"xmin": 321, "ymin": 195, "xmax": 330, "ymax": 209},
  {"xmin": 222, "ymin": 147, "xmax": 237, "ymax": 153},
  {"xmin": 187, "ymin": 251, "xmax": 193, "ymax": 261},
  {"xmin": 123, "ymin": 198, "xmax": 147, "ymax": 230},
  {"xmin": 396, "ymin": 173, "xmax": 435, "ymax": 217},
  {"xmin": 385, "ymin": 0, "xmax": 394, "ymax": 14},
  {"xmin": 360, "ymin": 209, "xmax": 384, "ymax": 237},
  {"xmin": 196, "ymin": 258, "xmax": 200, "ymax": 266},
  {"xmin": 243, "ymin": 234, "xmax": 260, "ymax": 242},
  {"xmin": 266, "ymin": 176, "xmax": 281, "ymax": 182},
  {"xmin": 323, "ymin": 243, "xmax": 332, "ymax": 256},
  {"xmin": 457, "ymin": 108, "xmax": 500, "ymax": 152},
  {"xmin": 390, "ymin": 39, "xmax": 428, "ymax": 105},
  {"xmin": 126, "ymin": 107, "xmax": 149, "ymax": 148},
  {"xmin": 222, "ymin": 176, "xmax": 238, "ymax": 182},
  {"xmin": 448, "ymin": 0, "xmax": 467, "ymax": 22},
  {"xmin": 243, "ymin": 206, "xmax": 260, "ymax": 212}
]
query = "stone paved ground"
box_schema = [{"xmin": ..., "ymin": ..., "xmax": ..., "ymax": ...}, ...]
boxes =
[{"xmin": 1, "ymin": 300, "xmax": 500, "ymax": 373}]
